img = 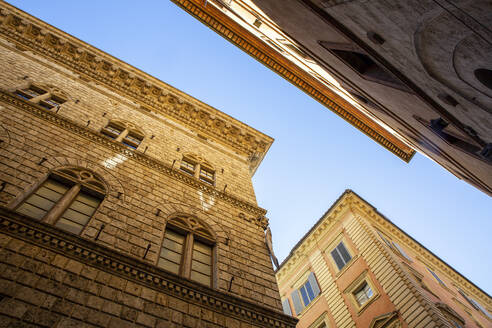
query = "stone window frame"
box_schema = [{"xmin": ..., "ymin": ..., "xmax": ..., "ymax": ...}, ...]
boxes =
[
  {"xmin": 344, "ymin": 270, "xmax": 379, "ymax": 315},
  {"xmin": 157, "ymin": 214, "xmax": 217, "ymax": 288},
  {"xmin": 325, "ymin": 232, "xmax": 358, "ymax": 277},
  {"xmin": 11, "ymin": 166, "xmax": 107, "ymax": 236},
  {"xmin": 101, "ymin": 120, "xmax": 145, "ymax": 150},
  {"xmin": 179, "ymin": 153, "xmax": 216, "ymax": 186},
  {"xmin": 289, "ymin": 270, "xmax": 322, "ymax": 316},
  {"xmin": 14, "ymin": 83, "xmax": 67, "ymax": 110}
]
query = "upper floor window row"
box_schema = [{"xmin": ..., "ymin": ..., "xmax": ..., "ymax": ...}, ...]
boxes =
[
  {"xmin": 15, "ymin": 84, "xmax": 66, "ymax": 110},
  {"xmin": 101, "ymin": 120, "xmax": 144, "ymax": 150},
  {"xmin": 180, "ymin": 154, "xmax": 215, "ymax": 186}
]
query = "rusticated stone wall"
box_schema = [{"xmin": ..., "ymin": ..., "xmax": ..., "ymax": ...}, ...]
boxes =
[{"xmin": 0, "ymin": 3, "xmax": 296, "ymax": 327}]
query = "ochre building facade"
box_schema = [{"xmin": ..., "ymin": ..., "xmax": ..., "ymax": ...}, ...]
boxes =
[
  {"xmin": 276, "ymin": 191, "xmax": 492, "ymax": 328},
  {"xmin": 0, "ymin": 2, "xmax": 297, "ymax": 327}
]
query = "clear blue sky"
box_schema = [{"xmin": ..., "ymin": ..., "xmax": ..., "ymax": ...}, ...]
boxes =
[{"xmin": 8, "ymin": 1, "xmax": 491, "ymax": 295}]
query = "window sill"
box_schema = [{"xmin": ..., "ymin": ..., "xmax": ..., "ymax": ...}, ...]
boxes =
[{"xmin": 335, "ymin": 254, "xmax": 359, "ymax": 279}]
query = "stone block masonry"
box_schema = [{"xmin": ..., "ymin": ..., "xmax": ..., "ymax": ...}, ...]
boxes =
[{"xmin": 0, "ymin": 2, "xmax": 296, "ymax": 327}]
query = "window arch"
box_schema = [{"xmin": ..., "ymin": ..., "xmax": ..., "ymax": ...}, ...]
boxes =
[
  {"xmin": 180, "ymin": 153, "xmax": 216, "ymax": 186},
  {"xmin": 158, "ymin": 215, "xmax": 215, "ymax": 287},
  {"xmin": 101, "ymin": 120, "xmax": 144, "ymax": 150},
  {"xmin": 15, "ymin": 83, "xmax": 67, "ymax": 110},
  {"xmin": 15, "ymin": 167, "xmax": 106, "ymax": 235}
]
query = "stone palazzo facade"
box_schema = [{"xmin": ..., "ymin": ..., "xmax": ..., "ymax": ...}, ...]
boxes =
[{"xmin": 0, "ymin": 2, "xmax": 297, "ymax": 328}]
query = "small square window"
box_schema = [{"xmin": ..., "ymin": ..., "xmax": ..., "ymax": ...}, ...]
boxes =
[
  {"xmin": 353, "ymin": 281, "xmax": 373, "ymax": 307},
  {"xmin": 345, "ymin": 272, "xmax": 379, "ymax": 314}
]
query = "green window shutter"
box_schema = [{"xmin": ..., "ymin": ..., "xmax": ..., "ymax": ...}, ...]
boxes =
[
  {"xmin": 307, "ymin": 272, "xmax": 320, "ymax": 297},
  {"xmin": 281, "ymin": 298, "xmax": 292, "ymax": 316},
  {"xmin": 291, "ymin": 290, "xmax": 303, "ymax": 315}
]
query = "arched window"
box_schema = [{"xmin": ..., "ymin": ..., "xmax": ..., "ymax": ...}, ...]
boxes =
[
  {"xmin": 15, "ymin": 84, "xmax": 66, "ymax": 110},
  {"xmin": 158, "ymin": 215, "xmax": 215, "ymax": 287},
  {"xmin": 15, "ymin": 167, "xmax": 106, "ymax": 235},
  {"xmin": 180, "ymin": 154, "xmax": 215, "ymax": 186},
  {"xmin": 101, "ymin": 120, "xmax": 144, "ymax": 150}
]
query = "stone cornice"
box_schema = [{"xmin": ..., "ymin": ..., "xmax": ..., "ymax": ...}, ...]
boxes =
[
  {"xmin": 0, "ymin": 208, "xmax": 297, "ymax": 328},
  {"xmin": 169, "ymin": 0, "xmax": 415, "ymax": 162},
  {"xmin": 276, "ymin": 190, "xmax": 491, "ymax": 307},
  {"xmin": 0, "ymin": 90, "xmax": 267, "ymax": 217},
  {"xmin": 0, "ymin": 1, "xmax": 273, "ymax": 174}
]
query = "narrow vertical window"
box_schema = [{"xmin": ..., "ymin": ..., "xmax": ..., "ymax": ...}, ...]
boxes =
[
  {"xmin": 331, "ymin": 241, "xmax": 352, "ymax": 270},
  {"xmin": 157, "ymin": 216, "xmax": 215, "ymax": 287},
  {"xmin": 16, "ymin": 179, "xmax": 69, "ymax": 220},
  {"xmin": 199, "ymin": 166, "xmax": 215, "ymax": 185},
  {"xmin": 180, "ymin": 157, "xmax": 196, "ymax": 176},
  {"xmin": 158, "ymin": 229, "xmax": 185, "ymax": 275},
  {"xmin": 190, "ymin": 239, "xmax": 213, "ymax": 286}
]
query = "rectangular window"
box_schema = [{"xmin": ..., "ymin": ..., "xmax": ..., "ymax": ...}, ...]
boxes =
[
  {"xmin": 331, "ymin": 241, "xmax": 352, "ymax": 270},
  {"xmin": 55, "ymin": 190, "xmax": 101, "ymax": 235},
  {"xmin": 122, "ymin": 133, "xmax": 143, "ymax": 150},
  {"xmin": 16, "ymin": 179, "xmax": 69, "ymax": 220},
  {"xmin": 190, "ymin": 239, "xmax": 212, "ymax": 286},
  {"xmin": 281, "ymin": 298, "xmax": 292, "ymax": 316},
  {"xmin": 353, "ymin": 281, "xmax": 373, "ymax": 306},
  {"xmin": 427, "ymin": 267, "xmax": 446, "ymax": 286},
  {"xmin": 180, "ymin": 159, "xmax": 196, "ymax": 176},
  {"xmin": 290, "ymin": 272, "xmax": 321, "ymax": 315},
  {"xmin": 199, "ymin": 167, "xmax": 215, "ymax": 185},
  {"xmin": 158, "ymin": 229, "xmax": 185, "ymax": 275},
  {"xmin": 102, "ymin": 123, "xmax": 124, "ymax": 139},
  {"xmin": 38, "ymin": 95, "xmax": 65, "ymax": 110},
  {"xmin": 15, "ymin": 85, "xmax": 46, "ymax": 100}
]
